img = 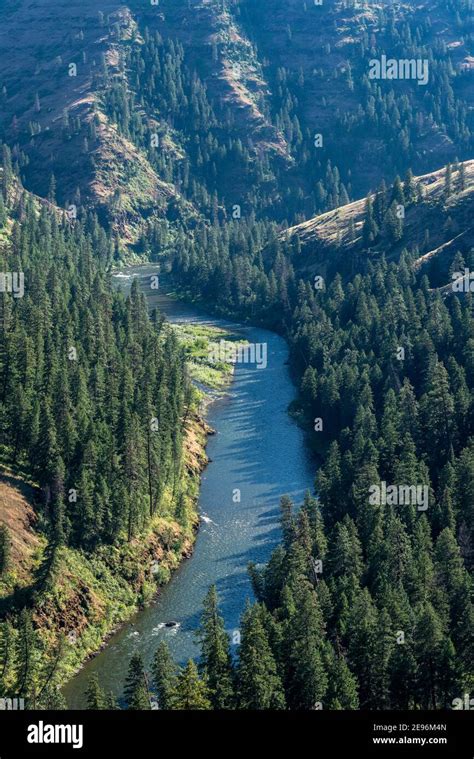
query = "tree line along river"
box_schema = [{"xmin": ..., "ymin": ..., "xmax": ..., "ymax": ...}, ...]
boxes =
[{"xmin": 63, "ymin": 266, "xmax": 314, "ymax": 708}]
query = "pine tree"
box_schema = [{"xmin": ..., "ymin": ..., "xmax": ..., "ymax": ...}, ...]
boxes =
[
  {"xmin": 15, "ymin": 610, "xmax": 36, "ymax": 702},
  {"xmin": 444, "ymin": 163, "xmax": 452, "ymax": 199},
  {"xmin": 457, "ymin": 162, "xmax": 466, "ymax": 193},
  {"xmin": 403, "ymin": 169, "xmax": 417, "ymax": 205},
  {"xmin": 382, "ymin": 201, "xmax": 403, "ymax": 243},
  {"xmin": 389, "ymin": 632, "xmax": 418, "ymax": 710},
  {"xmin": 372, "ymin": 608, "xmax": 395, "ymax": 708},
  {"xmin": 237, "ymin": 605, "xmax": 285, "ymax": 710},
  {"xmin": 347, "ymin": 589, "xmax": 379, "ymax": 708},
  {"xmin": 391, "ymin": 175, "xmax": 405, "ymax": 204},
  {"xmin": 420, "ymin": 360, "xmax": 454, "ymax": 466},
  {"xmin": 196, "ymin": 585, "xmax": 234, "ymax": 708},
  {"xmin": 1, "ymin": 145, "xmax": 13, "ymax": 198},
  {"xmin": 414, "ymin": 603, "xmax": 444, "ymax": 709},
  {"xmin": 152, "ymin": 642, "xmax": 176, "ymax": 710},
  {"xmin": 0, "ymin": 525, "xmax": 10, "ymax": 575},
  {"xmin": 124, "ymin": 654, "xmax": 151, "ymax": 710},
  {"xmin": 39, "ymin": 686, "xmax": 68, "ymax": 710},
  {"xmin": 325, "ymin": 646, "xmax": 359, "ymax": 709},
  {"xmin": 362, "ymin": 195, "xmax": 379, "ymax": 248},
  {"xmin": 169, "ymin": 660, "xmax": 211, "ymax": 710},
  {"xmin": 85, "ymin": 673, "xmax": 107, "ymax": 709},
  {"xmin": 285, "ymin": 583, "xmax": 328, "ymax": 709},
  {"xmin": 0, "ymin": 622, "xmax": 12, "ymax": 690},
  {"xmin": 106, "ymin": 692, "xmax": 119, "ymax": 709},
  {"xmin": 48, "ymin": 174, "xmax": 57, "ymax": 204},
  {"xmin": 0, "ymin": 194, "xmax": 7, "ymax": 227}
]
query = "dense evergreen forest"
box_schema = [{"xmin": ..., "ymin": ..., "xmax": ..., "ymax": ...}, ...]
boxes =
[
  {"xmin": 91, "ymin": 7, "xmax": 473, "ymax": 707},
  {"xmin": 0, "ymin": 0, "xmax": 473, "ymax": 712},
  {"xmin": 102, "ymin": 172, "xmax": 474, "ymax": 710},
  {"xmin": 0, "ymin": 147, "xmax": 193, "ymax": 549},
  {"xmin": 0, "ymin": 149, "xmax": 196, "ymax": 707}
]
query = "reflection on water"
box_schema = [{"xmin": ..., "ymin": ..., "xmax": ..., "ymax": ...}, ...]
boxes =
[{"xmin": 64, "ymin": 266, "xmax": 314, "ymax": 708}]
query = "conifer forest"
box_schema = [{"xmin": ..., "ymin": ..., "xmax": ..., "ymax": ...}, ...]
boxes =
[{"xmin": 0, "ymin": 0, "xmax": 473, "ymax": 753}]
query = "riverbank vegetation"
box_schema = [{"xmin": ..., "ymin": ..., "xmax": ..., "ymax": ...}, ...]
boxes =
[
  {"xmin": 171, "ymin": 323, "xmax": 237, "ymax": 392},
  {"xmin": 165, "ymin": 198, "xmax": 474, "ymax": 709},
  {"xmin": 0, "ymin": 164, "xmax": 226, "ymax": 706},
  {"xmin": 1, "ymin": 0, "xmax": 473, "ymax": 712},
  {"xmin": 87, "ymin": 166, "xmax": 474, "ymax": 710}
]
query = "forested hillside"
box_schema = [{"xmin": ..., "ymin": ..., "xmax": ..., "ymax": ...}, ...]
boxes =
[
  {"xmin": 0, "ymin": 152, "xmax": 205, "ymax": 706},
  {"xmin": 118, "ymin": 167, "xmax": 474, "ymax": 711},
  {"xmin": 0, "ymin": 0, "xmax": 472, "ymax": 711},
  {"xmin": 0, "ymin": 0, "xmax": 472, "ymax": 239}
]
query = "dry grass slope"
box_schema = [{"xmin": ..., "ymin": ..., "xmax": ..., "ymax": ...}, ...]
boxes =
[{"xmin": 283, "ymin": 160, "xmax": 474, "ymax": 281}]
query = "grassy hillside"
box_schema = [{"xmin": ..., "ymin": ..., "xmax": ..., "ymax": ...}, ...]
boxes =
[
  {"xmin": 0, "ymin": 1, "xmax": 196, "ymax": 246},
  {"xmin": 283, "ymin": 159, "xmax": 474, "ymax": 284}
]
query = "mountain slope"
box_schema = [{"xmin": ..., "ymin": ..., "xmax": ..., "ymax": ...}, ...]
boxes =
[
  {"xmin": 283, "ymin": 159, "xmax": 474, "ymax": 284},
  {"xmin": 238, "ymin": 0, "xmax": 473, "ymax": 189},
  {"xmin": 0, "ymin": 1, "xmax": 196, "ymax": 245},
  {"xmin": 0, "ymin": 0, "xmax": 472, "ymax": 241}
]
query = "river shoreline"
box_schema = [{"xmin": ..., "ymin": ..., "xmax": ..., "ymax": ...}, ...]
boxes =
[
  {"xmin": 61, "ymin": 373, "xmax": 235, "ymax": 683},
  {"xmin": 63, "ymin": 267, "xmax": 315, "ymax": 707},
  {"xmin": 59, "ymin": 274, "xmax": 240, "ymax": 699}
]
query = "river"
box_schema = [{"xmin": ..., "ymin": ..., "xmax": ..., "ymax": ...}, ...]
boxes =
[{"xmin": 63, "ymin": 266, "xmax": 314, "ymax": 708}]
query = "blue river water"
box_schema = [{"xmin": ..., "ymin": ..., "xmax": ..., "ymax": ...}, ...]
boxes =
[{"xmin": 63, "ymin": 267, "xmax": 314, "ymax": 707}]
